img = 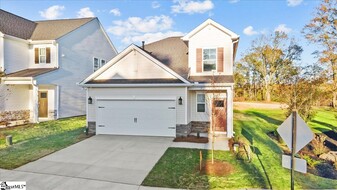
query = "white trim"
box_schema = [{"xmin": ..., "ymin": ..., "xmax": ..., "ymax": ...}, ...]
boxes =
[
  {"xmin": 196, "ymin": 93, "xmax": 206, "ymax": 113},
  {"xmin": 79, "ymin": 44, "xmax": 191, "ymax": 85},
  {"xmin": 181, "ymin": 19, "xmax": 239, "ymax": 41},
  {"xmin": 184, "ymin": 87, "xmax": 188, "ymax": 124},
  {"xmin": 56, "ymin": 85, "xmax": 60, "ymax": 119},
  {"xmin": 96, "ymin": 97, "xmax": 176, "ymax": 101},
  {"xmin": 81, "ymin": 83, "xmax": 191, "ymax": 88}
]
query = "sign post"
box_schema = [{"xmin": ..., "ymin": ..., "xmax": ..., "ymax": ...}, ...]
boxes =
[{"xmin": 277, "ymin": 111, "xmax": 314, "ymax": 190}]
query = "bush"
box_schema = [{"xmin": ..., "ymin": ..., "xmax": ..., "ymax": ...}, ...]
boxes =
[
  {"xmin": 311, "ymin": 134, "xmax": 329, "ymax": 156},
  {"xmin": 302, "ymin": 155, "xmax": 321, "ymax": 168}
]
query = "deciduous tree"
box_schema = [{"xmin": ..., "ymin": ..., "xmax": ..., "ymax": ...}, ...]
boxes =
[{"xmin": 303, "ymin": 0, "xmax": 337, "ymax": 108}]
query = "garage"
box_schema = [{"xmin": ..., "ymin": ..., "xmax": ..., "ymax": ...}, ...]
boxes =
[{"xmin": 95, "ymin": 99, "xmax": 177, "ymax": 137}]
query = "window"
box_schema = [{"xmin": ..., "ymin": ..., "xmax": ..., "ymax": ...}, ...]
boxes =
[
  {"xmin": 93, "ymin": 58, "xmax": 107, "ymax": 72},
  {"xmin": 214, "ymin": 100, "xmax": 224, "ymax": 107},
  {"xmin": 197, "ymin": 93, "xmax": 206, "ymax": 112},
  {"xmin": 203, "ymin": 48, "xmax": 216, "ymax": 72},
  {"xmin": 101, "ymin": 59, "xmax": 106, "ymax": 67},
  {"xmin": 39, "ymin": 48, "xmax": 46, "ymax": 63},
  {"xmin": 93, "ymin": 58, "xmax": 100, "ymax": 72}
]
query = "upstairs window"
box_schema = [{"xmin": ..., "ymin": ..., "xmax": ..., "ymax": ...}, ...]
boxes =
[
  {"xmin": 203, "ymin": 48, "xmax": 216, "ymax": 72},
  {"xmin": 93, "ymin": 58, "xmax": 107, "ymax": 72},
  {"xmin": 34, "ymin": 47, "xmax": 51, "ymax": 64}
]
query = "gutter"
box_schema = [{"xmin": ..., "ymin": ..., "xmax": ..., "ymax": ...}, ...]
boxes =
[{"xmin": 79, "ymin": 82, "xmax": 234, "ymax": 88}]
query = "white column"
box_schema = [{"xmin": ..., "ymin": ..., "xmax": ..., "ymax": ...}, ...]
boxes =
[
  {"xmin": 32, "ymin": 81, "xmax": 39, "ymax": 123},
  {"xmin": 0, "ymin": 32, "xmax": 4, "ymax": 72},
  {"xmin": 226, "ymin": 86, "xmax": 234, "ymax": 138}
]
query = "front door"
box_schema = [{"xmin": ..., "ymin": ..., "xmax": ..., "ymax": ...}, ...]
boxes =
[
  {"xmin": 212, "ymin": 99, "xmax": 227, "ymax": 132},
  {"xmin": 38, "ymin": 91, "xmax": 48, "ymax": 118}
]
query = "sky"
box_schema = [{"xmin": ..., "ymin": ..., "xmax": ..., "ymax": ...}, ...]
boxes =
[{"xmin": 0, "ymin": 0, "xmax": 322, "ymax": 65}]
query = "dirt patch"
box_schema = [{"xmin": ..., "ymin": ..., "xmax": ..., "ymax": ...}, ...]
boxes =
[
  {"xmin": 174, "ymin": 136, "xmax": 208, "ymax": 143},
  {"xmin": 199, "ymin": 160, "xmax": 234, "ymax": 176}
]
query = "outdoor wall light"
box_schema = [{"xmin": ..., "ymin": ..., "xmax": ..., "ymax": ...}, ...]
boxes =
[
  {"xmin": 178, "ymin": 97, "xmax": 183, "ymax": 105},
  {"xmin": 88, "ymin": 96, "xmax": 93, "ymax": 104}
]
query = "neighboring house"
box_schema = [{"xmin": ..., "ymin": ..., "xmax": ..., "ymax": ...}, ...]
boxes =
[
  {"xmin": 0, "ymin": 9, "xmax": 117, "ymax": 124},
  {"xmin": 80, "ymin": 19, "xmax": 239, "ymax": 138}
]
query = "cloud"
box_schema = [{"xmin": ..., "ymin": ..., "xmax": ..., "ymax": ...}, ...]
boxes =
[
  {"xmin": 109, "ymin": 8, "xmax": 121, "ymax": 16},
  {"xmin": 39, "ymin": 5, "xmax": 65, "ymax": 19},
  {"xmin": 152, "ymin": 1, "xmax": 161, "ymax": 9},
  {"xmin": 287, "ymin": 0, "xmax": 303, "ymax": 7},
  {"xmin": 77, "ymin": 7, "xmax": 95, "ymax": 18},
  {"xmin": 274, "ymin": 24, "xmax": 292, "ymax": 34},
  {"xmin": 171, "ymin": 0, "xmax": 214, "ymax": 14},
  {"xmin": 107, "ymin": 15, "xmax": 183, "ymax": 45},
  {"xmin": 122, "ymin": 31, "xmax": 185, "ymax": 44},
  {"xmin": 228, "ymin": 0, "xmax": 240, "ymax": 3},
  {"xmin": 108, "ymin": 15, "xmax": 174, "ymax": 36},
  {"xmin": 243, "ymin": 26, "xmax": 259, "ymax": 36}
]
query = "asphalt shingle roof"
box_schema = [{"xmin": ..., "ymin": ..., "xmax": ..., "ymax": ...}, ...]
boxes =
[
  {"xmin": 6, "ymin": 68, "xmax": 58, "ymax": 77},
  {"xmin": 0, "ymin": 9, "xmax": 95, "ymax": 40}
]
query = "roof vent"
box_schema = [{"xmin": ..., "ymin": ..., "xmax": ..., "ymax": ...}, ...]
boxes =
[{"xmin": 142, "ymin": 41, "xmax": 145, "ymax": 50}]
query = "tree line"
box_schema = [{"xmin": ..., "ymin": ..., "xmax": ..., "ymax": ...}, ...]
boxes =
[{"xmin": 234, "ymin": 0, "xmax": 337, "ymax": 118}]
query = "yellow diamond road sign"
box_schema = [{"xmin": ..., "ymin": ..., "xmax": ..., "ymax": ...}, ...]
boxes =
[{"xmin": 277, "ymin": 112, "xmax": 314, "ymax": 153}]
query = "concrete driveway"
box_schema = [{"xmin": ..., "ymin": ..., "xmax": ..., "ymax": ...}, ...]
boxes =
[{"xmin": 0, "ymin": 135, "xmax": 174, "ymax": 190}]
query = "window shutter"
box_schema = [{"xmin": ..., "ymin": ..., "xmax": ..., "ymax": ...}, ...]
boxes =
[
  {"xmin": 46, "ymin": 47, "xmax": 51, "ymax": 63},
  {"xmin": 196, "ymin": 48, "xmax": 202, "ymax": 73},
  {"xmin": 217, "ymin": 47, "xmax": 224, "ymax": 72},
  {"xmin": 34, "ymin": 48, "xmax": 39, "ymax": 64}
]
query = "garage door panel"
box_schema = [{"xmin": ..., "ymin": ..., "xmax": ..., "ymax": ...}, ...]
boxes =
[{"xmin": 96, "ymin": 100, "xmax": 176, "ymax": 137}]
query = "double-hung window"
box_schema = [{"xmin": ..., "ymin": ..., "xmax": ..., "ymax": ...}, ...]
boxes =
[
  {"xmin": 203, "ymin": 48, "xmax": 216, "ymax": 72},
  {"xmin": 197, "ymin": 93, "xmax": 206, "ymax": 112},
  {"xmin": 39, "ymin": 48, "xmax": 46, "ymax": 63},
  {"xmin": 93, "ymin": 58, "xmax": 107, "ymax": 72}
]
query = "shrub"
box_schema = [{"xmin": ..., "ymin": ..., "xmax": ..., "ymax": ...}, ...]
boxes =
[
  {"xmin": 302, "ymin": 155, "xmax": 321, "ymax": 168},
  {"xmin": 311, "ymin": 134, "xmax": 329, "ymax": 156}
]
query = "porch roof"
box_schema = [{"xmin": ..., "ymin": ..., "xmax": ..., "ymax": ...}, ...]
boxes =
[{"xmin": 6, "ymin": 68, "xmax": 58, "ymax": 77}]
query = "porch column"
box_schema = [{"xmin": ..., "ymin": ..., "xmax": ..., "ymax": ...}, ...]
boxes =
[
  {"xmin": 226, "ymin": 86, "xmax": 234, "ymax": 138},
  {"xmin": 32, "ymin": 82, "xmax": 39, "ymax": 123}
]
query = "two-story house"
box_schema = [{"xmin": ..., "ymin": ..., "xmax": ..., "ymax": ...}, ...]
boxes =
[
  {"xmin": 79, "ymin": 19, "xmax": 239, "ymax": 138},
  {"xmin": 0, "ymin": 9, "xmax": 117, "ymax": 125}
]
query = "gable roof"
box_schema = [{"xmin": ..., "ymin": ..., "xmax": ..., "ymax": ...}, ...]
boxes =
[
  {"xmin": 0, "ymin": 9, "xmax": 95, "ymax": 40},
  {"xmin": 181, "ymin": 19, "xmax": 239, "ymax": 41},
  {"xmin": 0, "ymin": 9, "xmax": 37, "ymax": 40},
  {"xmin": 144, "ymin": 37, "xmax": 189, "ymax": 79},
  {"xmin": 31, "ymin": 18, "xmax": 95, "ymax": 40},
  {"xmin": 80, "ymin": 44, "xmax": 190, "ymax": 86}
]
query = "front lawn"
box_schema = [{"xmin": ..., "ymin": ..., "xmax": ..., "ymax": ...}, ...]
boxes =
[
  {"xmin": 0, "ymin": 116, "xmax": 88, "ymax": 169},
  {"xmin": 142, "ymin": 107, "xmax": 337, "ymax": 189}
]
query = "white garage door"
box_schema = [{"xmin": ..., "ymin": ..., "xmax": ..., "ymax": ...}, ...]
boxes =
[{"xmin": 96, "ymin": 99, "xmax": 176, "ymax": 137}]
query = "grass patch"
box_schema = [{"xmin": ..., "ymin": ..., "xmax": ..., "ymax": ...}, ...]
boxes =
[
  {"xmin": 0, "ymin": 116, "xmax": 88, "ymax": 169},
  {"xmin": 143, "ymin": 107, "xmax": 337, "ymax": 189}
]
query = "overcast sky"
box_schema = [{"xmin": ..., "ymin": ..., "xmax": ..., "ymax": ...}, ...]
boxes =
[{"xmin": 1, "ymin": 0, "xmax": 321, "ymax": 66}]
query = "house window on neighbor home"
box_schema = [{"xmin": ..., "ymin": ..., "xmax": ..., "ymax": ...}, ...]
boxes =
[
  {"xmin": 197, "ymin": 93, "xmax": 206, "ymax": 112},
  {"xmin": 35, "ymin": 47, "xmax": 51, "ymax": 64},
  {"xmin": 101, "ymin": 59, "xmax": 106, "ymax": 67},
  {"xmin": 93, "ymin": 58, "xmax": 100, "ymax": 72},
  {"xmin": 203, "ymin": 48, "xmax": 216, "ymax": 72}
]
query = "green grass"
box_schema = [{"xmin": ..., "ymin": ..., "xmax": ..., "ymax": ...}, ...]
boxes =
[
  {"xmin": 308, "ymin": 107, "xmax": 337, "ymax": 133},
  {"xmin": 143, "ymin": 107, "xmax": 337, "ymax": 189},
  {"xmin": 0, "ymin": 116, "xmax": 88, "ymax": 169}
]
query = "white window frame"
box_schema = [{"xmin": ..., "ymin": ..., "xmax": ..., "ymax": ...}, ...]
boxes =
[
  {"xmin": 39, "ymin": 47, "xmax": 47, "ymax": 64},
  {"xmin": 93, "ymin": 57, "xmax": 100, "ymax": 72},
  {"xmin": 196, "ymin": 93, "xmax": 206, "ymax": 113},
  {"xmin": 202, "ymin": 48, "xmax": 217, "ymax": 72}
]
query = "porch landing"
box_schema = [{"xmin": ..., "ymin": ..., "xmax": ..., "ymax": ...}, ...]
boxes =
[{"xmin": 170, "ymin": 133, "xmax": 229, "ymax": 151}]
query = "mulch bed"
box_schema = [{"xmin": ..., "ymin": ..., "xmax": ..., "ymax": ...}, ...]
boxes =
[
  {"xmin": 199, "ymin": 160, "xmax": 234, "ymax": 176},
  {"xmin": 173, "ymin": 136, "xmax": 209, "ymax": 143}
]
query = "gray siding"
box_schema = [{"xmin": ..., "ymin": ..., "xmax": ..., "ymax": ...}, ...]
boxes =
[{"xmin": 36, "ymin": 19, "xmax": 117, "ymax": 118}]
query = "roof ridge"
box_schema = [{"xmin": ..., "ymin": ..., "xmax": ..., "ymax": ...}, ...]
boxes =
[
  {"xmin": 34, "ymin": 17, "xmax": 96, "ymax": 22},
  {"xmin": 0, "ymin": 9, "xmax": 36, "ymax": 24}
]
